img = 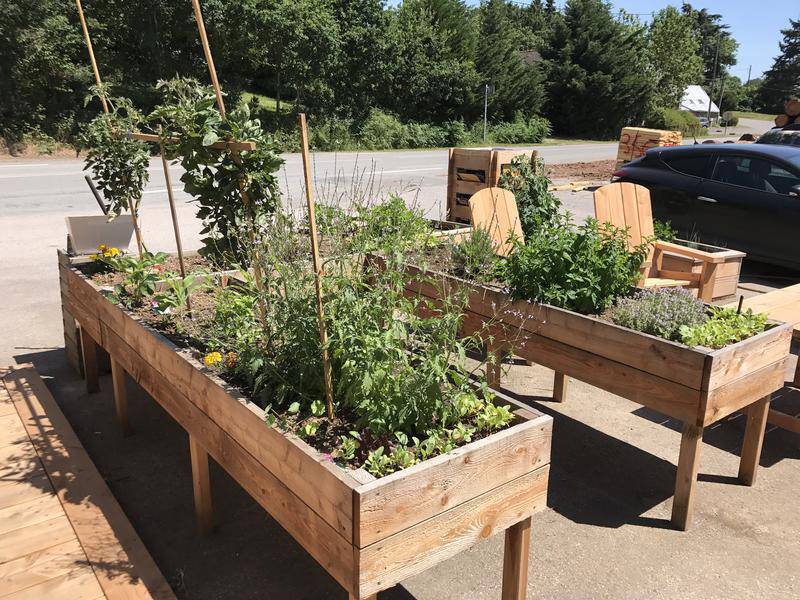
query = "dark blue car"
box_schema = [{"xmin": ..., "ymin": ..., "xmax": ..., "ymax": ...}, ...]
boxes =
[{"xmin": 613, "ymin": 144, "xmax": 800, "ymax": 269}]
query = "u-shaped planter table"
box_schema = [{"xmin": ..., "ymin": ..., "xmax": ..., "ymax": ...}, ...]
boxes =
[
  {"xmin": 58, "ymin": 250, "xmax": 553, "ymax": 600},
  {"xmin": 381, "ymin": 259, "xmax": 793, "ymax": 531}
]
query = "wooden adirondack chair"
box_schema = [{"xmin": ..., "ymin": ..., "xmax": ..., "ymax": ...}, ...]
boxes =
[
  {"xmin": 468, "ymin": 187, "xmax": 523, "ymax": 257},
  {"xmin": 594, "ymin": 182, "xmax": 723, "ymax": 301}
]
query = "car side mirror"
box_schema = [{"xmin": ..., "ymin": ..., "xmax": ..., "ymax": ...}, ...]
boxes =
[{"xmin": 791, "ymin": 184, "xmax": 800, "ymax": 197}]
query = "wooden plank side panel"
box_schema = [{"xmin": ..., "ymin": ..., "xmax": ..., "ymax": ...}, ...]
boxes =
[
  {"xmin": 0, "ymin": 539, "xmax": 88, "ymax": 597},
  {"xmin": 356, "ymin": 416, "xmax": 552, "ymax": 547},
  {"xmin": 100, "ymin": 326, "xmax": 357, "ymax": 594},
  {"xmin": 356, "ymin": 467, "xmax": 549, "ymax": 599},
  {"xmin": 398, "ymin": 266, "xmax": 708, "ymax": 390},
  {"xmin": 702, "ymin": 358, "xmax": 791, "ymax": 425},
  {"xmin": 4, "ymin": 367, "xmax": 176, "ymax": 600},
  {"xmin": 0, "ymin": 516, "xmax": 77, "ymax": 565},
  {"xmin": 704, "ymin": 324, "xmax": 793, "ymax": 391}
]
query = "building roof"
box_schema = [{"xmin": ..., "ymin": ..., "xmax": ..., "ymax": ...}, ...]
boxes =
[{"xmin": 679, "ymin": 85, "xmax": 719, "ymax": 115}]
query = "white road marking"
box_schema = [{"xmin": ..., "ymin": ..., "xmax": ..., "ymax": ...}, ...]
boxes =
[{"xmin": 0, "ymin": 163, "xmax": 49, "ymax": 168}]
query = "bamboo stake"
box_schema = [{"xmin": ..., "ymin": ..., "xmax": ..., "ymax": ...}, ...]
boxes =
[
  {"xmin": 75, "ymin": 0, "xmax": 108, "ymax": 114},
  {"xmin": 299, "ymin": 113, "xmax": 335, "ymax": 421},
  {"xmin": 157, "ymin": 127, "xmax": 191, "ymax": 313},
  {"xmin": 189, "ymin": 0, "xmax": 266, "ymax": 322},
  {"xmin": 74, "ymin": 0, "xmax": 144, "ymax": 257}
]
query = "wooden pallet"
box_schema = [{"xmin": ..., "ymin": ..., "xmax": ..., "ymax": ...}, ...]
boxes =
[
  {"xmin": 0, "ymin": 365, "xmax": 175, "ymax": 600},
  {"xmin": 58, "ymin": 250, "xmax": 553, "ymax": 600}
]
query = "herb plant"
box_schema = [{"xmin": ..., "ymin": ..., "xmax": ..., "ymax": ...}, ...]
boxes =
[
  {"xmin": 498, "ymin": 156, "xmax": 561, "ymax": 238},
  {"xmin": 653, "ymin": 219, "xmax": 677, "ymax": 242},
  {"xmin": 80, "ymin": 92, "xmax": 150, "ymax": 247},
  {"xmin": 607, "ymin": 287, "xmax": 707, "ymax": 341},
  {"xmin": 501, "ymin": 213, "xmax": 649, "ymax": 314},
  {"xmin": 680, "ymin": 307, "xmax": 769, "ymax": 349},
  {"xmin": 103, "ymin": 252, "xmax": 169, "ymax": 307},
  {"xmin": 451, "ymin": 227, "xmax": 498, "ymax": 283}
]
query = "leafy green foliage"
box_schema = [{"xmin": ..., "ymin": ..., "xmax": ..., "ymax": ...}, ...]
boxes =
[
  {"xmin": 608, "ymin": 288, "xmax": 707, "ymax": 342},
  {"xmin": 756, "ymin": 18, "xmax": 800, "ymax": 113},
  {"xmin": 451, "ymin": 228, "xmax": 498, "ymax": 283},
  {"xmin": 149, "ymin": 78, "xmax": 283, "ymax": 265},
  {"xmin": 647, "ymin": 108, "xmax": 703, "ymax": 137},
  {"xmin": 502, "ymin": 214, "xmax": 648, "ymax": 314},
  {"xmin": 653, "ymin": 219, "xmax": 677, "ymax": 242},
  {"xmin": 352, "ymin": 196, "xmax": 435, "ymax": 255},
  {"xmin": 499, "ymin": 156, "xmax": 560, "ymax": 238},
  {"xmin": 103, "ymin": 252, "xmax": 169, "ymax": 307},
  {"xmin": 80, "ymin": 94, "xmax": 150, "ymax": 221},
  {"xmin": 680, "ymin": 307, "xmax": 769, "ymax": 349},
  {"xmin": 152, "ymin": 272, "xmax": 211, "ymax": 324}
]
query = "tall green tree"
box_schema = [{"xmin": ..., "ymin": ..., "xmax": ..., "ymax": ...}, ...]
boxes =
[
  {"xmin": 681, "ymin": 3, "xmax": 738, "ymax": 81},
  {"xmin": 542, "ymin": 0, "xmax": 653, "ymax": 137},
  {"xmin": 382, "ymin": 1, "xmax": 479, "ymax": 122},
  {"xmin": 418, "ymin": 0, "xmax": 476, "ymax": 61},
  {"xmin": 757, "ymin": 19, "xmax": 800, "ymax": 114},
  {"xmin": 476, "ymin": 0, "xmax": 545, "ymax": 122},
  {"xmin": 648, "ymin": 6, "xmax": 703, "ymax": 109}
]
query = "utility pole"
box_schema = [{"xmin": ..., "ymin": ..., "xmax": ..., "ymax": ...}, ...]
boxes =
[
  {"xmin": 483, "ymin": 84, "xmax": 489, "ymax": 143},
  {"xmin": 745, "ymin": 65, "xmax": 752, "ymax": 86}
]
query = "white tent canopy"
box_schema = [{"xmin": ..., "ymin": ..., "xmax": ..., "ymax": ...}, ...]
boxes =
[{"xmin": 680, "ymin": 85, "xmax": 719, "ymax": 118}]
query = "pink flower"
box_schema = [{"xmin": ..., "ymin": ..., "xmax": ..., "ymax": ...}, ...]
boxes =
[{"xmin": 321, "ymin": 453, "xmax": 333, "ymax": 462}]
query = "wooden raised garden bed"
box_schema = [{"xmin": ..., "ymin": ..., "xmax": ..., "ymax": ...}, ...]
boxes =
[
  {"xmin": 385, "ymin": 259, "xmax": 793, "ymax": 531},
  {"xmin": 58, "ymin": 250, "xmax": 553, "ymax": 600}
]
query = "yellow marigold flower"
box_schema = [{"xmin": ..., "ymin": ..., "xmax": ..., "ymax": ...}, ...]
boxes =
[
  {"xmin": 106, "ymin": 247, "xmax": 120, "ymax": 257},
  {"xmin": 98, "ymin": 244, "xmax": 108, "ymax": 252},
  {"xmin": 203, "ymin": 352, "xmax": 223, "ymax": 367},
  {"xmin": 225, "ymin": 352, "xmax": 238, "ymax": 369}
]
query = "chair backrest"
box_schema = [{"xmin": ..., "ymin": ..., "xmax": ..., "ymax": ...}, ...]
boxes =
[
  {"xmin": 468, "ymin": 187, "xmax": 524, "ymax": 257},
  {"xmin": 593, "ymin": 182, "xmax": 655, "ymax": 248}
]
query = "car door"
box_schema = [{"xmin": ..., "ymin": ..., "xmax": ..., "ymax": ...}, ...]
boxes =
[
  {"xmin": 696, "ymin": 155, "xmax": 800, "ymax": 265},
  {"xmin": 648, "ymin": 153, "xmax": 709, "ymax": 238}
]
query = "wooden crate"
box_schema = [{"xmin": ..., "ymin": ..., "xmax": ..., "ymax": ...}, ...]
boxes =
[
  {"xmin": 659, "ymin": 240, "xmax": 745, "ymax": 302},
  {"xmin": 383, "ymin": 258, "xmax": 792, "ymax": 531},
  {"xmin": 616, "ymin": 127, "xmax": 682, "ymax": 169},
  {"xmin": 57, "ymin": 250, "xmax": 552, "ymax": 600},
  {"xmin": 446, "ymin": 148, "xmax": 536, "ymax": 224}
]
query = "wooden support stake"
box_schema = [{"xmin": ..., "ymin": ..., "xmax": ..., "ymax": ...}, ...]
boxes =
[
  {"xmin": 299, "ymin": 113, "xmax": 335, "ymax": 421},
  {"xmin": 79, "ymin": 326, "xmax": 100, "ymax": 394},
  {"xmin": 671, "ymin": 422, "xmax": 703, "ymax": 531},
  {"xmin": 75, "ymin": 0, "xmax": 108, "ymax": 114},
  {"xmin": 74, "ymin": 0, "xmax": 144, "ymax": 257},
  {"xmin": 189, "ymin": 0, "xmax": 266, "ymax": 322},
  {"xmin": 738, "ymin": 395, "xmax": 771, "ymax": 486},
  {"xmin": 552, "ymin": 372, "xmax": 568, "ymax": 403},
  {"xmin": 157, "ymin": 128, "xmax": 190, "ymax": 313},
  {"xmin": 189, "ymin": 435, "xmax": 214, "ymax": 536},
  {"xmin": 502, "ymin": 517, "xmax": 531, "ymax": 600},
  {"xmin": 110, "ymin": 358, "xmax": 130, "ymax": 436}
]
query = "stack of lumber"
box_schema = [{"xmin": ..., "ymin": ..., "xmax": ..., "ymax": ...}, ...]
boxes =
[
  {"xmin": 774, "ymin": 98, "xmax": 800, "ymax": 128},
  {"xmin": 615, "ymin": 127, "xmax": 682, "ymax": 169}
]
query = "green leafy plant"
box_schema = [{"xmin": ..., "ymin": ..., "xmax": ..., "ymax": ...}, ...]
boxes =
[
  {"xmin": 502, "ymin": 214, "xmax": 649, "ymax": 314},
  {"xmin": 103, "ymin": 252, "xmax": 169, "ymax": 307},
  {"xmin": 80, "ymin": 92, "xmax": 150, "ymax": 223},
  {"xmin": 149, "ymin": 78, "xmax": 283, "ymax": 265},
  {"xmin": 351, "ymin": 196, "xmax": 435, "ymax": 255},
  {"xmin": 499, "ymin": 156, "xmax": 560, "ymax": 238},
  {"xmin": 152, "ymin": 272, "xmax": 211, "ymax": 323},
  {"xmin": 607, "ymin": 287, "xmax": 707, "ymax": 341},
  {"xmin": 451, "ymin": 227, "xmax": 498, "ymax": 283},
  {"xmin": 680, "ymin": 307, "xmax": 769, "ymax": 349},
  {"xmin": 653, "ymin": 219, "xmax": 677, "ymax": 242}
]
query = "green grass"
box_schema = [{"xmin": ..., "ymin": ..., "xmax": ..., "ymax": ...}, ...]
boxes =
[
  {"xmin": 730, "ymin": 111, "xmax": 776, "ymax": 121},
  {"xmin": 240, "ymin": 92, "xmax": 293, "ymax": 114}
]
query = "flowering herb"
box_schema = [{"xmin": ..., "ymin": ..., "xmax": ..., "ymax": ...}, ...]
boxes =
[{"xmin": 608, "ymin": 287, "xmax": 707, "ymax": 341}]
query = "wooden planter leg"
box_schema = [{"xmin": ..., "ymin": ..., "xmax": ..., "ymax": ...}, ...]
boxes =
[
  {"xmin": 110, "ymin": 358, "xmax": 130, "ymax": 436},
  {"xmin": 793, "ymin": 359, "xmax": 799, "ymax": 388},
  {"xmin": 79, "ymin": 326, "xmax": 99, "ymax": 394},
  {"xmin": 671, "ymin": 423, "xmax": 703, "ymax": 531},
  {"xmin": 189, "ymin": 435, "xmax": 214, "ymax": 536},
  {"xmin": 348, "ymin": 595, "xmax": 377, "ymax": 600},
  {"xmin": 552, "ymin": 372, "xmax": 568, "ymax": 403},
  {"xmin": 502, "ymin": 517, "xmax": 531, "ymax": 600},
  {"xmin": 738, "ymin": 395, "xmax": 771, "ymax": 486}
]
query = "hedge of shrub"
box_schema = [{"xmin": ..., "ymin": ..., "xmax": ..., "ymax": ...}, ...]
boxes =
[{"xmin": 647, "ymin": 108, "xmax": 703, "ymax": 137}]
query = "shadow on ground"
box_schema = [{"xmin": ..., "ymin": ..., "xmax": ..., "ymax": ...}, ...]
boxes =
[{"xmin": 15, "ymin": 348, "xmax": 415, "ymax": 600}]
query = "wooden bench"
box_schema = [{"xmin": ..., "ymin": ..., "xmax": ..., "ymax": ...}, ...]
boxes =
[
  {"xmin": 0, "ymin": 364, "xmax": 175, "ymax": 600},
  {"xmin": 726, "ymin": 284, "xmax": 800, "ymax": 433}
]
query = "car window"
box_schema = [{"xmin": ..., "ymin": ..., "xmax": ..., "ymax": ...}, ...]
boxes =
[
  {"xmin": 662, "ymin": 155, "xmax": 709, "ymax": 177},
  {"xmin": 710, "ymin": 156, "xmax": 800, "ymax": 195}
]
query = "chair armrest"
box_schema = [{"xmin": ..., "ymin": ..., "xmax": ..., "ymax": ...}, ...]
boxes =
[{"xmin": 653, "ymin": 240, "xmax": 727, "ymax": 263}]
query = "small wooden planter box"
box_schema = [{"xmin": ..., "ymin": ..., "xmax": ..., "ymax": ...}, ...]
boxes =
[
  {"xmin": 58, "ymin": 250, "xmax": 552, "ymax": 600},
  {"xmin": 388, "ymin": 260, "xmax": 792, "ymax": 531},
  {"xmin": 660, "ymin": 239, "xmax": 745, "ymax": 302}
]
